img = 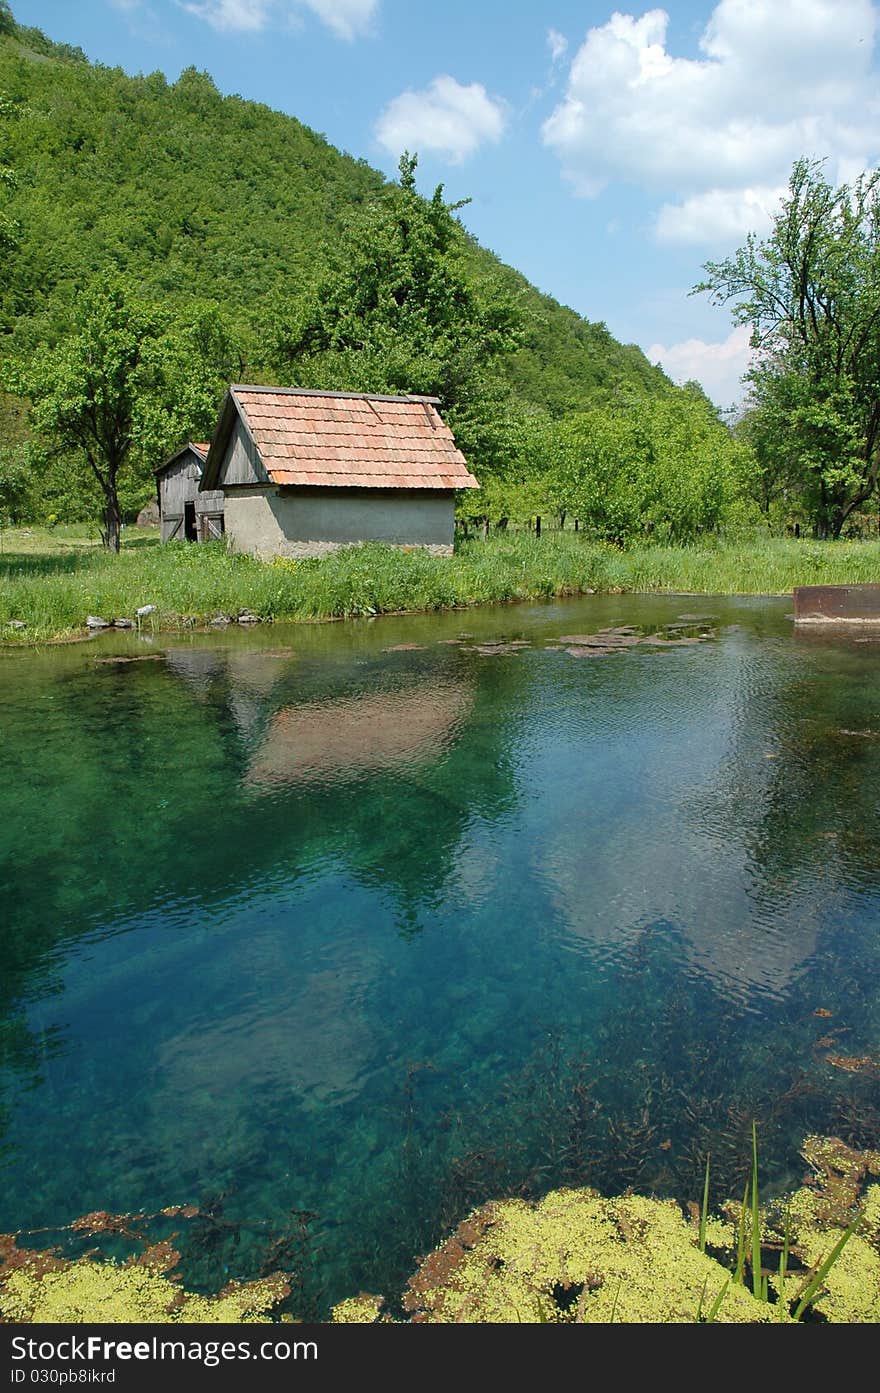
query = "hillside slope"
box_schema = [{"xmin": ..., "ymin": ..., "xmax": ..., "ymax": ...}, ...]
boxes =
[{"xmin": 0, "ymin": 13, "xmax": 668, "ymax": 416}]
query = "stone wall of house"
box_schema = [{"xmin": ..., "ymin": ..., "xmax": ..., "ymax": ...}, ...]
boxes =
[{"xmin": 223, "ymin": 485, "xmax": 455, "ymax": 557}]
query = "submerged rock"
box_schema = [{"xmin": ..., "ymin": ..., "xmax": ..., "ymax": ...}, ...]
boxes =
[
  {"xmin": 553, "ymin": 624, "xmax": 715, "ymax": 658},
  {"xmin": 559, "ymin": 629, "xmax": 642, "ymax": 651},
  {"xmin": 462, "ymin": 640, "xmax": 531, "ymax": 656},
  {"xmin": 93, "ymin": 655, "xmax": 163, "ymax": 665}
]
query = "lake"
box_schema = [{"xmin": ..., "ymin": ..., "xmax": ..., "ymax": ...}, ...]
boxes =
[{"xmin": 1, "ymin": 593, "xmax": 878, "ymax": 1315}]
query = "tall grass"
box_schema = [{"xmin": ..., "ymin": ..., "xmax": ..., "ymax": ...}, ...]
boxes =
[{"xmin": 2, "ymin": 529, "xmax": 880, "ymax": 643}]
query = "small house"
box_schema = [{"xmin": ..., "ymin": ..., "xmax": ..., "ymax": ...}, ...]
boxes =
[
  {"xmin": 198, "ymin": 386, "xmax": 479, "ymax": 558},
  {"xmin": 155, "ymin": 442, "xmax": 224, "ymax": 543}
]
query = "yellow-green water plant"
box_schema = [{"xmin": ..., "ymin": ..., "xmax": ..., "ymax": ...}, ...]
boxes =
[
  {"xmin": 331, "ymin": 1134, "xmax": 880, "ymax": 1323},
  {"xmin": 0, "ymin": 1209, "xmax": 292, "ymax": 1324},
  {"xmin": 395, "ymin": 1188, "xmax": 778, "ymax": 1323}
]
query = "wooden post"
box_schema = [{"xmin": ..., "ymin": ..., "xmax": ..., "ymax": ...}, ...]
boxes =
[{"xmin": 535, "ymin": 515, "xmax": 541, "ymax": 538}]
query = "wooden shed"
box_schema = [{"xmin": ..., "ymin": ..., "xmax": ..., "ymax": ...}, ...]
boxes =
[
  {"xmin": 155, "ymin": 442, "xmax": 225, "ymax": 543},
  {"xmin": 198, "ymin": 386, "xmax": 479, "ymax": 559}
]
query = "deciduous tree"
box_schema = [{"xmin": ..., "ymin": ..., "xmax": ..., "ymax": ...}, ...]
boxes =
[
  {"xmin": 697, "ymin": 160, "xmax": 880, "ymax": 538},
  {"xmin": 553, "ymin": 389, "xmax": 743, "ymax": 545},
  {"xmin": 268, "ymin": 152, "xmax": 523, "ymax": 470},
  {"xmin": 16, "ymin": 280, "xmax": 237, "ymax": 550}
]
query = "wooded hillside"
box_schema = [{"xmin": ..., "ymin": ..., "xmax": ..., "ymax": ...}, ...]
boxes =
[{"xmin": 0, "ymin": 10, "xmax": 667, "ymax": 416}]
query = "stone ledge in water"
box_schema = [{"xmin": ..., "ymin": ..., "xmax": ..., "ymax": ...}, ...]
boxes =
[{"xmin": 794, "ymin": 584, "xmax": 880, "ymax": 624}]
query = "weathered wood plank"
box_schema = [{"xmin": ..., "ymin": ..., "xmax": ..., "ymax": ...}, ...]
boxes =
[{"xmin": 219, "ymin": 418, "xmax": 269, "ymax": 487}]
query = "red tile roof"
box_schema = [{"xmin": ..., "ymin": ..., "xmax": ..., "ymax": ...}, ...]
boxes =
[{"xmin": 229, "ymin": 387, "xmax": 479, "ymax": 491}]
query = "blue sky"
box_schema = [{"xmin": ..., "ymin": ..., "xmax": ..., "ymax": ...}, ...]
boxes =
[{"xmin": 10, "ymin": 1, "xmax": 880, "ymax": 406}]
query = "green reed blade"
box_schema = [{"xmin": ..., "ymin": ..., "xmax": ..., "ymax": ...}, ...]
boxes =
[
  {"xmin": 792, "ymin": 1209, "xmax": 863, "ymax": 1321},
  {"xmin": 695, "ymin": 1276, "xmax": 708, "ymax": 1323},
  {"xmin": 750, "ymin": 1121, "xmax": 764, "ymax": 1300},
  {"xmin": 699, "ymin": 1152, "xmax": 711, "ymax": 1253},
  {"xmin": 734, "ymin": 1179, "xmax": 749, "ymax": 1285},
  {"xmin": 705, "ymin": 1278, "xmax": 730, "ymax": 1323},
  {"xmin": 609, "ymin": 1277, "xmax": 623, "ymax": 1324},
  {"xmin": 777, "ymin": 1207, "xmax": 791, "ymax": 1320}
]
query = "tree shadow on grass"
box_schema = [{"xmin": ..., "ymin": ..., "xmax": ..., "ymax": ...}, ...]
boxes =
[
  {"xmin": 0, "ymin": 551, "xmax": 106, "ymax": 577},
  {"xmin": 0, "ymin": 534, "xmax": 160, "ymax": 577}
]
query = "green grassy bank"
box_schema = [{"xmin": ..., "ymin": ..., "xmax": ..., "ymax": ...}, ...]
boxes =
[{"xmin": 2, "ymin": 527, "xmax": 880, "ymax": 644}]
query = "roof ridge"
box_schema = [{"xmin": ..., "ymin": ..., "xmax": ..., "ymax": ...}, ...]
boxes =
[{"xmin": 231, "ymin": 384, "xmax": 442, "ymax": 405}]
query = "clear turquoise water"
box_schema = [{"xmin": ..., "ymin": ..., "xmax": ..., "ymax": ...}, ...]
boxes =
[{"xmin": 1, "ymin": 594, "xmax": 879, "ymax": 1314}]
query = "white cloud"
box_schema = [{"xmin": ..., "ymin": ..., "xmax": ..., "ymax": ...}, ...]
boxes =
[
  {"xmin": 543, "ymin": 1, "xmax": 880, "ymax": 243},
  {"xmin": 302, "ymin": 0, "xmax": 377, "ymax": 40},
  {"xmin": 179, "ymin": 0, "xmax": 377, "ymax": 38},
  {"xmin": 655, "ymin": 184, "xmax": 786, "ymax": 244},
  {"xmin": 547, "ymin": 27, "xmax": 567, "ymax": 63},
  {"xmin": 376, "ymin": 76, "xmax": 506, "ymax": 164},
  {"xmin": 180, "ymin": 0, "xmax": 271, "ymax": 29},
  {"xmin": 647, "ymin": 324, "xmax": 754, "ymax": 407}
]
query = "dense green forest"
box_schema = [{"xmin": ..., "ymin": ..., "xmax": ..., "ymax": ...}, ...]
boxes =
[{"xmin": 0, "ymin": 10, "xmax": 666, "ymax": 408}]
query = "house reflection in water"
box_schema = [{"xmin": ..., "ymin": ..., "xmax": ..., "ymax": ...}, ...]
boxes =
[{"xmin": 245, "ymin": 679, "xmax": 473, "ymax": 790}]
